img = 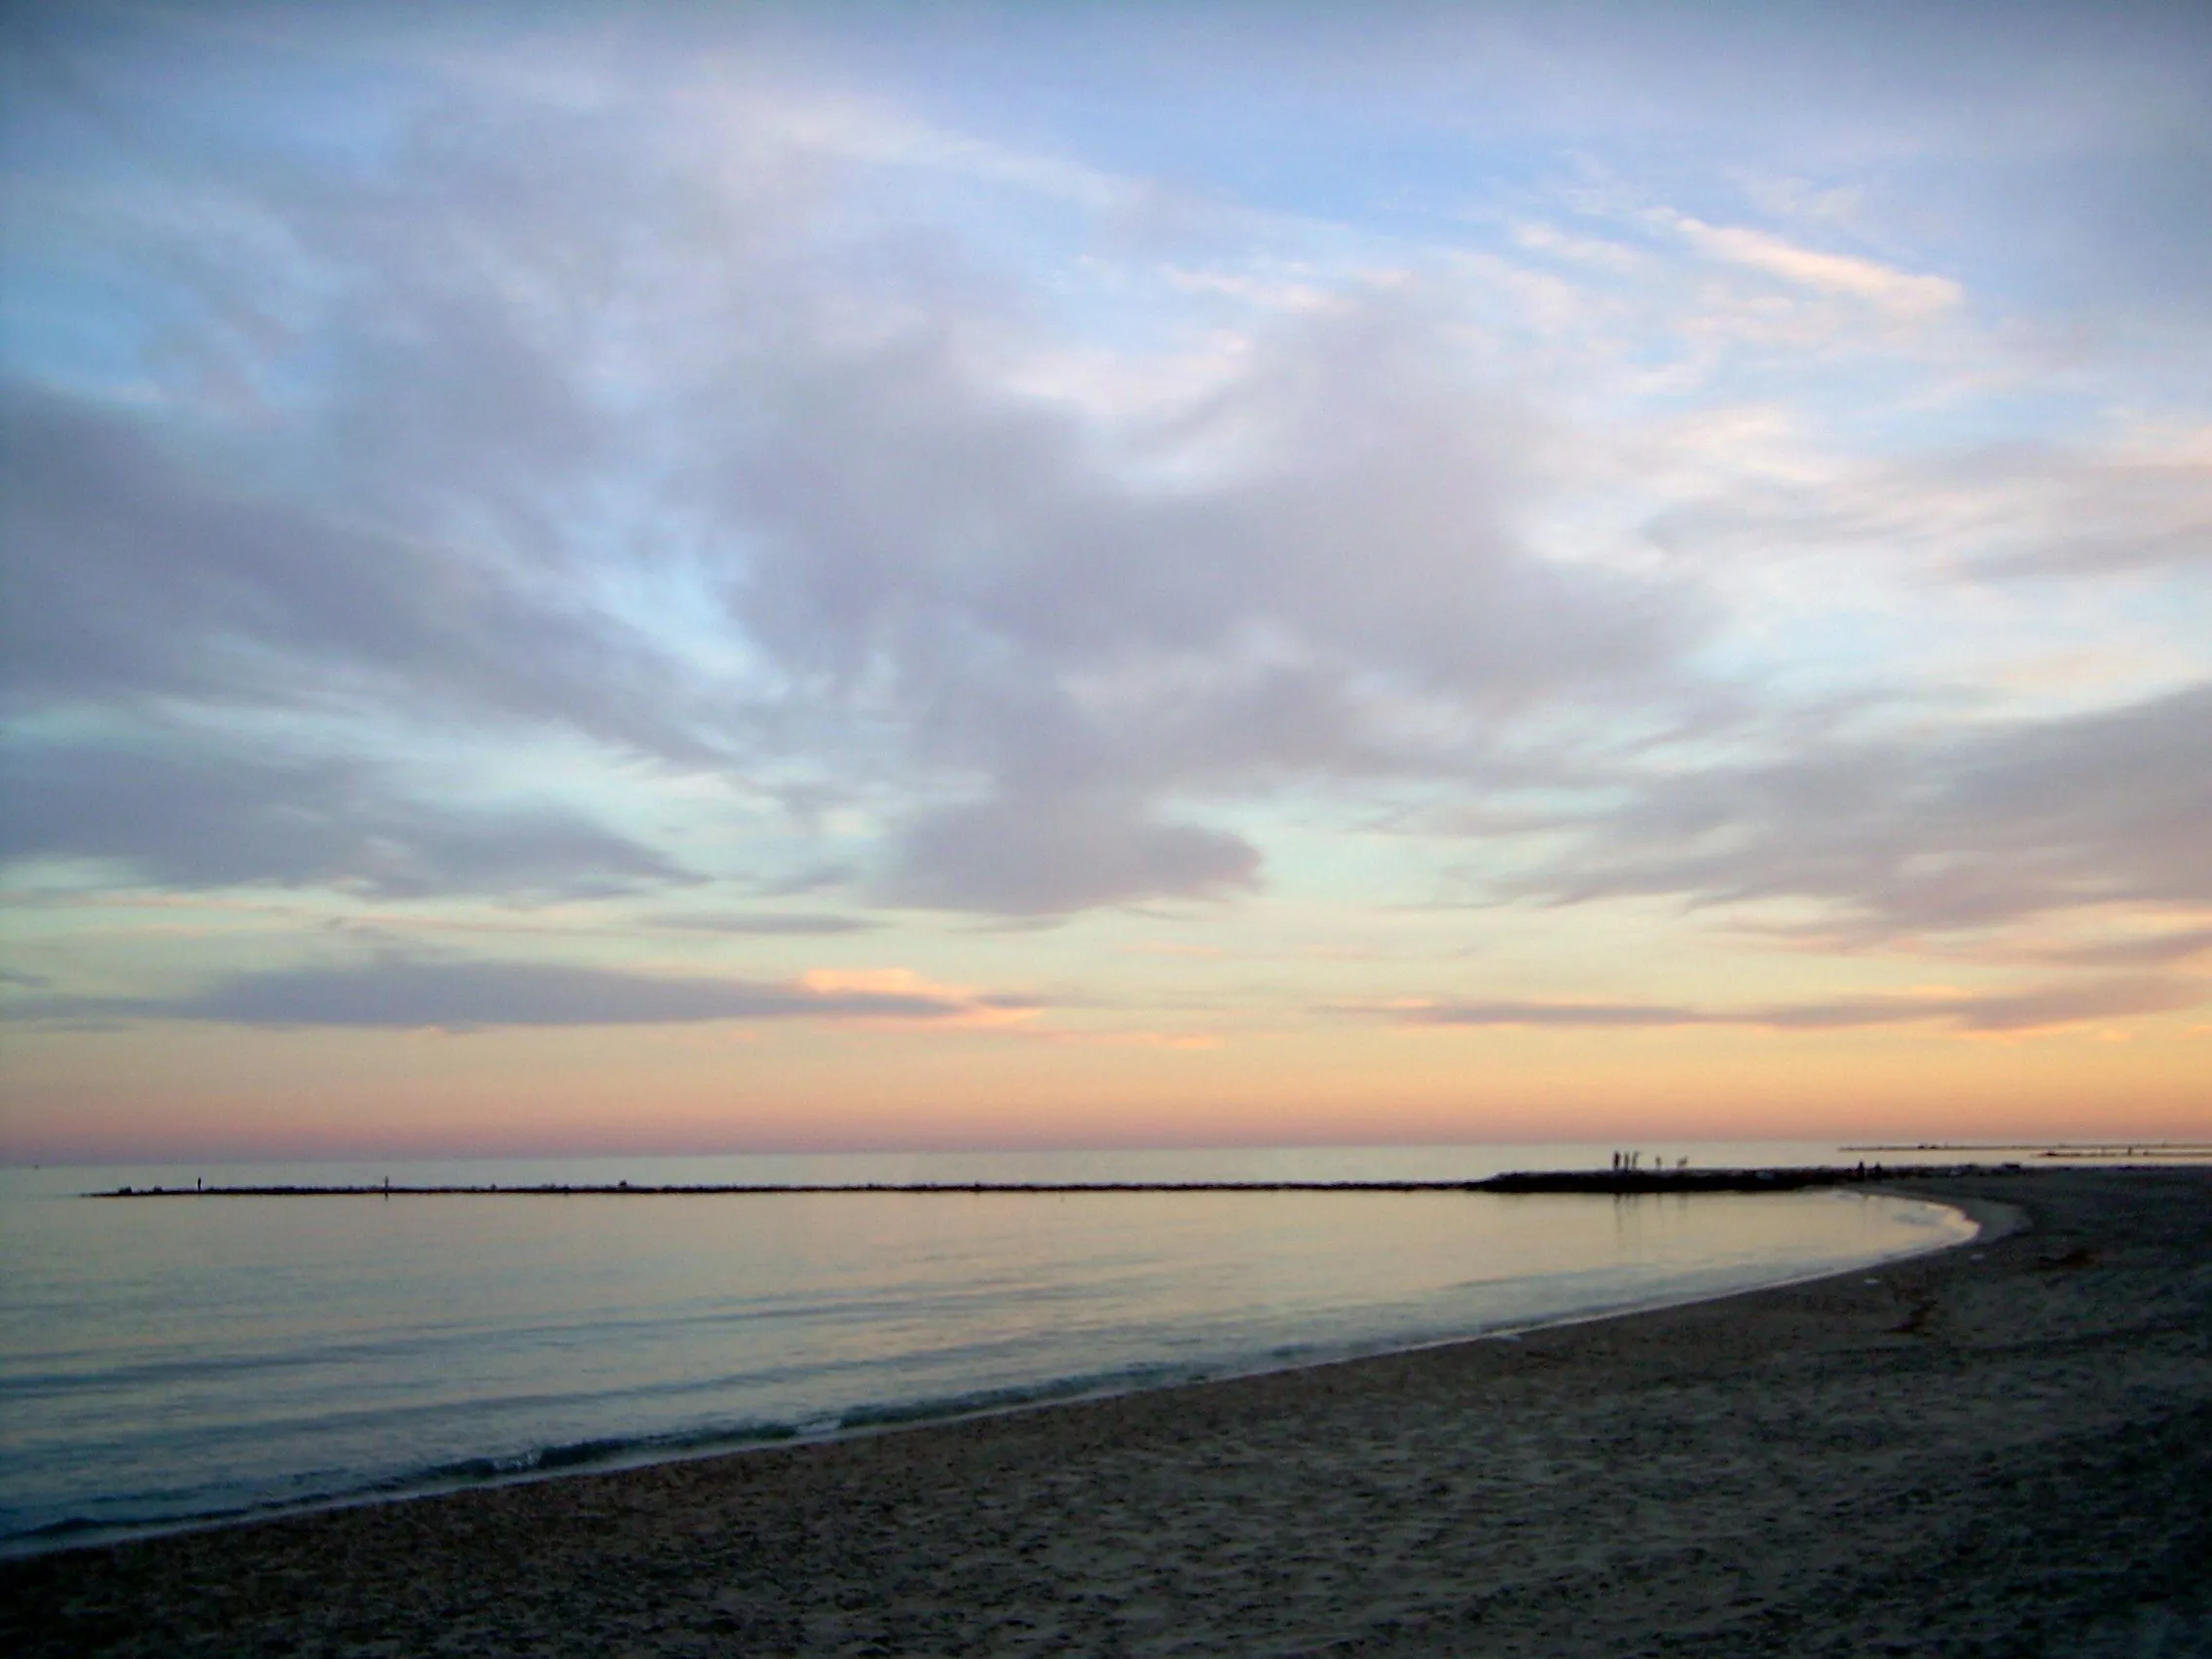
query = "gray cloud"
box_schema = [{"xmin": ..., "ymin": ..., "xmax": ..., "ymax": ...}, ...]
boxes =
[
  {"xmin": 1392, "ymin": 974, "xmax": 2199, "ymax": 1034},
  {"xmin": 0, "ymin": 735, "xmax": 683, "ymax": 899},
  {"xmin": 1402, "ymin": 1000, "xmax": 1707, "ymax": 1029},
  {"xmin": 1512, "ymin": 682, "xmax": 2212, "ymax": 936},
  {"xmin": 706, "ymin": 290, "xmax": 1699, "ymax": 909},
  {"xmin": 8, "ymin": 957, "xmax": 1038, "ymax": 1031},
  {"xmin": 883, "ymin": 794, "xmax": 1261, "ymax": 915},
  {"xmin": 1648, "ymin": 438, "xmax": 2212, "ymax": 580},
  {"xmin": 9, "ymin": 8, "xmax": 2198, "ymax": 934},
  {"xmin": 2035, "ymin": 925, "xmax": 2212, "ymax": 968},
  {"xmin": 722, "ymin": 296, "xmax": 1684, "ymax": 706},
  {"xmin": 0, "ymin": 380, "xmax": 718, "ymax": 762},
  {"xmin": 648, "ymin": 910, "xmax": 878, "ymax": 936},
  {"xmin": 1, "ymin": 65, "xmax": 1707, "ymax": 916}
]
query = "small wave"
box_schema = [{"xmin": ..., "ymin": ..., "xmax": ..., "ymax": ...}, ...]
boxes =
[
  {"xmin": 833, "ymin": 1361, "xmax": 1205, "ymax": 1432},
  {"xmin": 411, "ymin": 1420, "xmax": 806, "ymax": 1486},
  {"xmin": 0, "ymin": 1484, "xmax": 360, "ymax": 1560},
  {"xmin": 0, "ymin": 1419, "xmax": 812, "ymax": 1559},
  {"xmin": 8, "ymin": 1515, "xmax": 109, "ymax": 1542}
]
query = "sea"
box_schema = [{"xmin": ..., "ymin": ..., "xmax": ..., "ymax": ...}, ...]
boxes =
[{"xmin": 0, "ymin": 1141, "xmax": 1980, "ymax": 1556}]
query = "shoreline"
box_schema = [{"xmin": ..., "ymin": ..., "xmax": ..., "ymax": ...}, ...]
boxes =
[{"xmin": 6, "ymin": 1167, "xmax": 2208, "ymax": 1655}]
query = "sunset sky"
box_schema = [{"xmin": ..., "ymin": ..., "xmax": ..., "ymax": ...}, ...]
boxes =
[{"xmin": 3, "ymin": 1, "xmax": 2207, "ymax": 1161}]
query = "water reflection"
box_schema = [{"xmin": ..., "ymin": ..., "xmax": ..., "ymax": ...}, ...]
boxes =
[{"xmin": 0, "ymin": 1153, "xmax": 1973, "ymax": 1551}]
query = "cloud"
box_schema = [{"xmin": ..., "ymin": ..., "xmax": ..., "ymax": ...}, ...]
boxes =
[
  {"xmin": 0, "ymin": 382, "xmax": 718, "ymax": 761},
  {"xmin": 6, "ymin": 7, "xmax": 2201, "ymax": 942},
  {"xmin": 0, "ymin": 734, "xmax": 683, "ymax": 899},
  {"xmin": 1648, "ymin": 425, "xmax": 2212, "ymax": 578},
  {"xmin": 792, "ymin": 965, "xmax": 1043, "ymax": 1028},
  {"xmin": 1387, "ymin": 974, "xmax": 2200, "ymax": 1034},
  {"xmin": 3, "ymin": 57, "xmax": 1707, "ymax": 916},
  {"xmin": 1397, "ymin": 999, "xmax": 1709, "ymax": 1029},
  {"xmin": 708, "ymin": 286, "xmax": 1702, "ymax": 908},
  {"xmin": 2034, "ymin": 925, "xmax": 2212, "ymax": 968},
  {"xmin": 8, "ymin": 957, "xmax": 1040, "ymax": 1031},
  {"xmin": 647, "ymin": 910, "xmax": 878, "ymax": 935},
  {"xmin": 1185, "ymin": 2, "xmax": 2212, "ymax": 330},
  {"xmin": 1503, "ymin": 682, "xmax": 2212, "ymax": 938},
  {"xmin": 1672, "ymin": 217, "xmax": 1960, "ymax": 315},
  {"xmin": 719, "ymin": 285, "xmax": 1689, "ymax": 713},
  {"xmin": 883, "ymin": 793, "xmax": 1261, "ymax": 915}
]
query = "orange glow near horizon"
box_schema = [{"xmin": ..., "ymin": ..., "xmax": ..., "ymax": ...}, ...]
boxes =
[{"xmin": 7, "ymin": 1008, "xmax": 2205, "ymax": 1163}]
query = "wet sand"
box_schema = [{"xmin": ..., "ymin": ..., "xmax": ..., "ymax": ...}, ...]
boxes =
[{"xmin": 6, "ymin": 1168, "xmax": 2208, "ymax": 1656}]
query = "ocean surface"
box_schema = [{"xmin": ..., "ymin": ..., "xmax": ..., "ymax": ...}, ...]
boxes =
[{"xmin": 0, "ymin": 1142, "xmax": 1978, "ymax": 1555}]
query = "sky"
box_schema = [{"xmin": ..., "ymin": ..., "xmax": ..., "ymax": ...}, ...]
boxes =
[{"xmin": 2, "ymin": 0, "xmax": 2208, "ymax": 1161}]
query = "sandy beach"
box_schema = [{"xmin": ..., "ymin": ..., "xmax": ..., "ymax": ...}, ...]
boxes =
[{"xmin": 6, "ymin": 1167, "xmax": 2207, "ymax": 1657}]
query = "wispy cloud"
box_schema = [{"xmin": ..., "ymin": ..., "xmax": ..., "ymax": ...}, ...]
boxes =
[
  {"xmin": 2031, "ymin": 925, "xmax": 2212, "ymax": 968},
  {"xmin": 1381, "ymin": 975, "xmax": 2200, "ymax": 1035},
  {"xmin": 1506, "ymin": 683, "xmax": 2212, "ymax": 938},
  {"xmin": 0, "ymin": 732, "xmax": 685, "ymax": 899},
  {"xmin": 1648, "ymin": 424, "xmax": 2212, "ymax": 578},
  {"xmin": 648, "ymin": 910, "xmax": 878, "ymax": 936},
  {"xmin": 1670, "ymin": 216, "xmax": 1961, "ymax": 315},
  {"xmin": 7, "ymin": 958, "xmax": 1043, "ymax": 1032}
]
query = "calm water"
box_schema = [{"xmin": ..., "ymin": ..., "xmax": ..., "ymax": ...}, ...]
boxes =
[{"xmin": 0, "ymin": 1143, "xmax": 1976, "ymax": 1554}]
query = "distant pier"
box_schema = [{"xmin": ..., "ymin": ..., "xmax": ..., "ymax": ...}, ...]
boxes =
[{"xmin": 88, "ymin": 1163, "xmax": 2030, "ymax": 1198}]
